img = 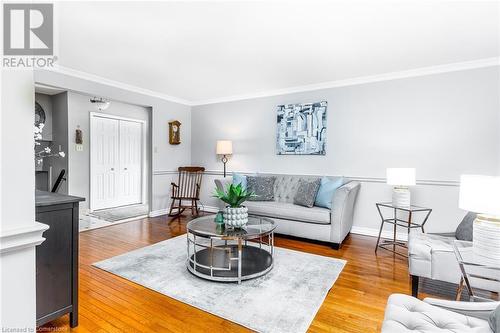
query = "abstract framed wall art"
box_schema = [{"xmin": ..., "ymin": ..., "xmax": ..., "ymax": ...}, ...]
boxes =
[{"xmin": 276, "ymin": 101, "xmax": 327, "ymax": 155}]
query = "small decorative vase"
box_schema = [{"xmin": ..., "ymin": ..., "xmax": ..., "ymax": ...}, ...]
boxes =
[
  {"xmin": 223, "ymin": 206, "xmax": 249, "ymax": 229},
  {"xmin": 214, "ymin": 211, "xmax": 224, "ymax": 224}
]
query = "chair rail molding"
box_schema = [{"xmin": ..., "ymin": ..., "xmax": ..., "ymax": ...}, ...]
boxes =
[
  {"xmin": 202, "ymin": 170, "xmax": 460, "ymax": 187},
  {"xmin": 0, "ymin": 222, "xmax": 49, "ymax": 254},
  {"xmin": 152, "ymin": 170, "xmax": 178, "ymax": 176}
]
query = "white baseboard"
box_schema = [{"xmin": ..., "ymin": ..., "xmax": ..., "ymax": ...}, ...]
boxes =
[
  {"xmin": 149, "ymin": 208, "xmax": 169, "ymax": 217},
  {"xmin": 149, "ymin": 205, "xmax": 219, "ymax": 217},
  {"xmin": 350, "ymin": 225, "xmax": 408, "ymax": 242}
]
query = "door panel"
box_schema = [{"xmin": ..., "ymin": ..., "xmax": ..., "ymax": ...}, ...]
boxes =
[
  {"xmin": 91, "ymin": 116, "xmax": 120, "ymax": 210},
  {"xmin": 119, "ymin": 120, "xmax": 143, "ymax": 206}
]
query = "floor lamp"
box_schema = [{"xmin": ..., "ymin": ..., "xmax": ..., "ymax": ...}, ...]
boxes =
[{"xmin": 216, "ymin": 140, "xmax": 232, "ymax": 177}]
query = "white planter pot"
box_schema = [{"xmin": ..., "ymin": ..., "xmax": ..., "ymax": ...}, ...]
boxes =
[{"xmin": 223, "ymin": 206, "xmax": 249, "ymax": 228}]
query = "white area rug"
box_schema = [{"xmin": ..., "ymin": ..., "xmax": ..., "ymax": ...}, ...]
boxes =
[{"xmin": 93, "ymin": 235, "xmax": 346, "ymax": 333}]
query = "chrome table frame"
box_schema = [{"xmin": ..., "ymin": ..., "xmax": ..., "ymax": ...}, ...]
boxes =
[
  {"xmin": 186, "ymin": 220, "xmax": 275, "ymax": 284},
  {"xmin": 375, "ymin": 202, "xmax": 432, "ymax": 258},
  {"xmin": 453, "ymin": 240, "xmax": 500, "ymax": 301}
]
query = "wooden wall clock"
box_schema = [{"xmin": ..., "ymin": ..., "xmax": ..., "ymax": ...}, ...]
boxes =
[{"xmin": 168, "ymin": 120, "xmax": 181, "ymax": 145}]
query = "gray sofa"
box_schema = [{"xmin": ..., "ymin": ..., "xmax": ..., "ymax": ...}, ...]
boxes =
[{"xmin": 214, "ymin": 174, "xmax": 361, "ymax": 249}]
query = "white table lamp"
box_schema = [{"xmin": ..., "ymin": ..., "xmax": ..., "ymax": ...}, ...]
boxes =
[
  {"xmin": 459, "ymin": 175, "xmax": 500, "ymax": 260},
  {"xmin": 387, "ymin": 168, "xmax": 416, "ymax": 207},
  {"xmin": 216, "ymin": 140, "xmax": 233, "ymax": 177}
]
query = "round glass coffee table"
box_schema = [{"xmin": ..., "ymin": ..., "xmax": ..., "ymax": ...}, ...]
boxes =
[{"xmin": 186, "ymin": 215, "xmax": 276, "ymax": 284}]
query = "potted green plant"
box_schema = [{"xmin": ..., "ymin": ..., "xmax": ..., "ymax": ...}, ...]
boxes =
[{"xmin": 214, "ymin": 183, "xmax": 254, "ymax": 228}]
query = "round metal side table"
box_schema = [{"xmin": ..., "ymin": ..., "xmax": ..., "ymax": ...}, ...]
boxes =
[{"xmin": 186, "ymin": 215, "xmax": 276, "ymax": 284}]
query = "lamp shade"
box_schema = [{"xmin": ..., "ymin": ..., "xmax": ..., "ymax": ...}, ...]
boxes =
[
  {"xmin": 386, "ymin": 168, "xmax": 416, "ymax": 186},
  {"xmin": 459, "ymin": 175, "xmax": 500, "ymax": 216},
  {"xmin": 216, "ymin": 140, "xmax": 233, "ymax": 155}
]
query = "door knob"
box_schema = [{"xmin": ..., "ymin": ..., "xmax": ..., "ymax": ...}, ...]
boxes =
[
  {"xmin": 124, "ymin": 167, "xmax": 128, "ymax": 170},
  {"xmin": 110, "ymin": 168, "xmax": 114, "ymax": 171}
]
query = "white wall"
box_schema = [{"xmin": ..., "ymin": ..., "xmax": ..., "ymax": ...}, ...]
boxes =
[
  {"xmin": 34, "ymin": 70, "xmax": 192, "ymax": 214},
  {"xmin": 67, "ymin": 91, "xmax": 150, "ymax": 212},
  {"xmin": 0, "ymin": 70, "xmax": 40, "ymax": 331},
  {"xmin": 191, "ymin": 67, "xmax": 500, "ymax": 234}
]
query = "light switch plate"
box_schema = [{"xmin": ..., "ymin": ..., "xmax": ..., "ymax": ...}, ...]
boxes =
[{"xmin": 76, "ymin": 144, "xmax": 83, "ymax": 152}]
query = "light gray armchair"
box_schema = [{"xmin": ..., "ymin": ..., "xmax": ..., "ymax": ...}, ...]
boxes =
[
  {"xmin": 382, "ymin": 293, "xmax": 498, "ymax": 333},
  {"xmin": 408, "ymin": 230, "xmax": 461, "ymax": 297},
  {"xmin": 408, "ymin": 215, "xmax": 500, "ymax": 299}
]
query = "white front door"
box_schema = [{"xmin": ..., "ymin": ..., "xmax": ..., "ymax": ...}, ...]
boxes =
[
  {"xmin": 91, "ymin": 116, "xmax": 120, "ymax": 210},
  {"xmin": 91, "ymin": 115, "xmax": 144, "ymax": 211}
]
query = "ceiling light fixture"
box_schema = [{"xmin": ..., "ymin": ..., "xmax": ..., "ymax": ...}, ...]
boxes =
[{"xmin": 90, "ymin": 97, "xmax": 111, "ymax": 111}]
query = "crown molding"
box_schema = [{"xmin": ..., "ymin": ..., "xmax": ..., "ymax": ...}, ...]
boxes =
[
  {"xmin": 190, "ymin": 57, "xmax": 500, "ymax": 106},
  {"xmin": 41, "ymin": 65, "xmax": 192, "ymax": 106},
  {"xmin": 41, "ymin": 57, "xmax": 499, "ymax": 107}
]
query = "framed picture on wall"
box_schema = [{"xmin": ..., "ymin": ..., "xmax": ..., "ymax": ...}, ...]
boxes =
[
  {"xmin": 168, "ymin": 120, "xmax": 181, "ymax": 145},
  {"xmin": 276, "ymin": 101, "xmax": 327, "ymax": 155}
]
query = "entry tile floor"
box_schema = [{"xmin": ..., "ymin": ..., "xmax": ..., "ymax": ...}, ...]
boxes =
[{"xmin": 79, "ymin": 214, "xmax": 147, "ymax": 232}]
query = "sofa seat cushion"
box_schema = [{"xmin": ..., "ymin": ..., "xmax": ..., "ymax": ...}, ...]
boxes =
[
  {"xmin": 244, "ymin": 201, "xmax": 330, "ymax": 225},
  {"xmin": 382, "ymin": 294, "xmax": 492, "ymax": 333}
]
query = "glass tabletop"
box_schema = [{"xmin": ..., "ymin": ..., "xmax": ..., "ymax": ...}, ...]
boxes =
[
  {"xmin": 453, "ymin": 240, "xmax": 500, "ymax": 270},
  {"xmin": 187, "ymin": 215, "xmax": 276, "ymax": 240},
  {"xmin": 376, "ymin": 202, "xmax": 432, "ymax": 212}
]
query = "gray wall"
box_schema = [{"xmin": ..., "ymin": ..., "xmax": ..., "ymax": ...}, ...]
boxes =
[
  {"xmin": 191, "ymin": 67, "xmax": 500, "ymax": 234},
  {"xmin": 66, "ymin": 91, "xmax": 151, "ymax": 211},
  {"xmin": 34, "ymin": 69, "xmax": 191, "ymax": 213},
  {"xmin": 47, "ymin": 92, "xmax": 69, "ymax": 194}
]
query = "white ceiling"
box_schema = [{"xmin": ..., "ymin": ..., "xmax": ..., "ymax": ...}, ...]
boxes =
[{"xmin": 56, "ymin": 1, "xmax": 500, "ymax": 104}]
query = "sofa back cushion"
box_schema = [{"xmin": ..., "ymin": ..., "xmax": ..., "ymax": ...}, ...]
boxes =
[
  {"xmin": 247, "ymin": 176, "xmax": 276, "ymax": 201},
  {"xmin": 271, "ymin": 175, "xmax": 317, "ymax": 203}
]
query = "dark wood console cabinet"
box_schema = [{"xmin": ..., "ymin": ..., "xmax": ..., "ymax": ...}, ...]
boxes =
[{"xmin": 35, "ymin": 191, "xmax": 84, "ymax": 327}]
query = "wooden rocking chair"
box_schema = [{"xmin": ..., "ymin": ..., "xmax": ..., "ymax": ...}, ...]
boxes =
[{"xmin": 168, "ymin": 166, "xmax": 205, "ymax": 217}]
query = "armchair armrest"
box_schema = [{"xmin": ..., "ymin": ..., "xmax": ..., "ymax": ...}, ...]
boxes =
[
  {"xmin": 424, "ymin": 297, "xmax": 499, "ymax": 320},
  {"xmin": 170, "ymin": 182, "xmax": 179, "ymax": 197},
  {"xmin": 330, "ymin": 181, "xmax": 361, "ymax": 245}
]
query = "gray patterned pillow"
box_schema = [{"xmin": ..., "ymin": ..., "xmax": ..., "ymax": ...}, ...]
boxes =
[
  {"xmin": 294, "ymin": 178, "xmax": 321, "ymax": 208},
  {"xmin": 247, "ymin": 176, "xmax": 276, "ymax": 201},
  {"xmin": 455, "ymin": 212, "xmax": 477, "ymax": 241}
]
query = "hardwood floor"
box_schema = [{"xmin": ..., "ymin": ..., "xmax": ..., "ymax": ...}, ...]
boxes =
[{"xmin": 41, "ymin": 213, "xmax": 419, "ymax": 333}]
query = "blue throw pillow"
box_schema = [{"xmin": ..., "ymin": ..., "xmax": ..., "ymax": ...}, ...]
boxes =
[
  {"xmin": 232, "ymin": 173, "xmax": 247, "ymax": 190},
  {"xmin": 314, "ymin": 177, "xmax": 344, "ymax": 209}
]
